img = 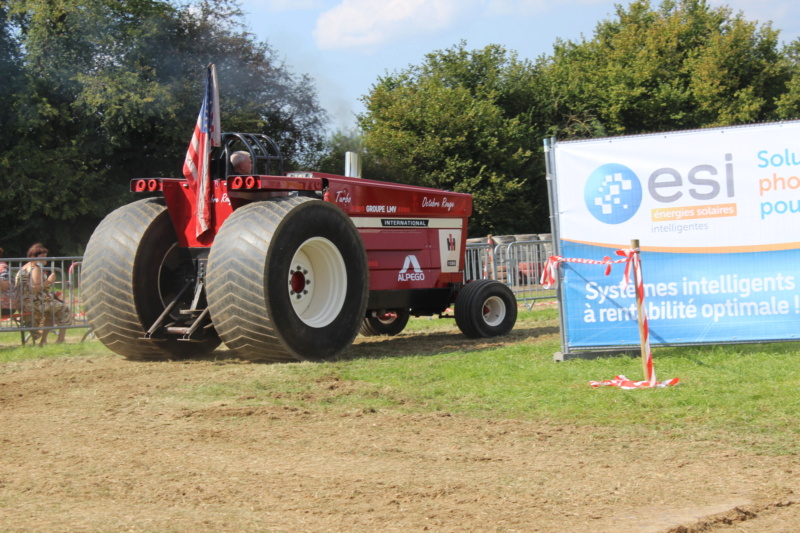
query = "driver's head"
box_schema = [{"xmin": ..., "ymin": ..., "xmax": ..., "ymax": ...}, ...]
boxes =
[{"xmin": 231, "ymin": 151, "xmax": 252, "ymax": 175}]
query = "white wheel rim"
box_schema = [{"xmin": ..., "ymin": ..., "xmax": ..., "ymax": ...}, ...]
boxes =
[
  {"xmin": 288, "ymin": 237, "xmax": 347, "ymax": 328},
  {"xmin": 482, "ymin": 296, "xmax": 506, "ymax": 327}
]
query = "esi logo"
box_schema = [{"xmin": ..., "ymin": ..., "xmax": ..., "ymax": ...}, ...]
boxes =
[{"xmin": 584, "ymin": 163, "xmax": 642, "ymax": 224}]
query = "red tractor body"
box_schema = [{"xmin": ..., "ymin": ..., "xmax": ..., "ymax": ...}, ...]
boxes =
[
  {"xmin": 82, "ymin": 133, "xmax": 516, "ymax": 362},
  {"xmin": 155, "ymin": 173, "xmax": 472, "ymax": 294}
]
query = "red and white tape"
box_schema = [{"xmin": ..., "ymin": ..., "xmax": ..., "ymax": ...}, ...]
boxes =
[
  {"xmin": 589, "ymin": 375, "xmax": 680, "ymax": 389},
  {"xmin": 540, "ymin": 255, "xmax": 628, "ymax": 289},
  {"xmin": 542, "ymin": 248, "xmax": 679, "ymax": 389}
]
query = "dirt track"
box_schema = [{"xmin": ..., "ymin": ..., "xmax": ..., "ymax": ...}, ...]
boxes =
[{"xmin": 1, "ymin": 350, "xmax": 798, "ymax": 532}]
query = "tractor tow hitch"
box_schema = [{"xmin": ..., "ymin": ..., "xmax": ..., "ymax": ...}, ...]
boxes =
[{"xmin": 143, "ymin": 279, "xmax": 212, "ymax": 343}]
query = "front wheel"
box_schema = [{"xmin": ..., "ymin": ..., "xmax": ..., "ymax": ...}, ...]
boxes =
[{"xmin": 454, "ymin": 280, "xmax": 517, "ymax": 339}]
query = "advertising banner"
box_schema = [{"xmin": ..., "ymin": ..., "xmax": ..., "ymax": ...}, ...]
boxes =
[{"xmin": 551, "ymin": 121, "xmax": 800, "ymax": 349}]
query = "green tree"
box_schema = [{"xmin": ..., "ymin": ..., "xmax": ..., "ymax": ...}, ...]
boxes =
[
  {"xmin": 0, "ymin": 4, "xmax": 21, "ymax": 140},
  {"xmin": 0, "ymin": 0, "xmax": 327, "ymax": 254},
  {"xmin": 357, "ymin": 2, "xmax": 793, "ymax": 238},
  {"xmin": 309, "ymin": 129, "xmax": 362, "ymax": 176},
  {"xmin": 311, "ymin": 129, "xmax": 395, "ymax": 180},
  {"xmin": 775, "ymin": 40, "xmax": 800, "ymax": 119},
  {"xmin": 174, "ymin": 0, "xmax": 327, "ymax": 166},
  {"xmin": 541, "ymin": 0, "xmax": 788, "ymax": 138},
  {"xmin": 359, "ymin": 42, "xmax": 548, "ymax": 236}
]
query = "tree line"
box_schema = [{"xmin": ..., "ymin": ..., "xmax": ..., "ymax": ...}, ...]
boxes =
[
  {"xmin": 3, "ymin": 0, "xmax": 800, "ymax": 253},
  {"xmin": 0, "ymin": 0, "xmax": 327, "ymax": 255},
  {"xmin": 352, "ymin": 0, "xmax": 800, "ymax": 237}
]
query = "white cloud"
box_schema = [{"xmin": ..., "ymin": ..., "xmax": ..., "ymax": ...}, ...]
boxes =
[
  {"xmin": 714, "ymin": 0, "xmax": 791, "ymax": 19},
  {"xmin": 484, "ymin": 0, "xmax": 618, "ymax": 16},
  {"xmin": 483, "ymin": 0, "xmax": 549, "ymax": 17},
  {"xmin": 710, "ymin": 0, "xmax": 800, "ymax": 42},
  {"xmin": 312, "ymin": 0, "xmax": 618, "ymax": 51},
  {"xmin": 314, "ymin": 0, "xmax": 477, "ymax": 51}
]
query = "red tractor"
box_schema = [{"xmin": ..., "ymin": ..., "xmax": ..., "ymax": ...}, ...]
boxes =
[{"xmin": 82, "ymin": 133, "xmax": 517, "ymax": 362}]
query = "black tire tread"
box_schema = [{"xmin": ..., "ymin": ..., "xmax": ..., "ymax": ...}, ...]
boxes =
[
  {"xmin": 454, "ymin": 279, "xmax": 517, "ymax": 339},
  {"xmin": 83, "ymin": 198, "xmax": 220, "ymax": 360},
  {"xmin": 208, "ymin": 197, "xmax": 370, "ymax": 362},
  {"xmin": 206, "ymin": 199, "xmax": 300, "ymax": 362}
]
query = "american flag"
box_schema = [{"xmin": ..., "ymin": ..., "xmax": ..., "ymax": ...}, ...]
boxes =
[{"xmin": 183, "ymin": 64, "xmax": 221, "ymax": 237}]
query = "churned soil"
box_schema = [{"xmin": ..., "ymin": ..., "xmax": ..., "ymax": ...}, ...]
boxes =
[{"xmin": 1, "ymin": 346, "xmax": 798, "ymax": 532}]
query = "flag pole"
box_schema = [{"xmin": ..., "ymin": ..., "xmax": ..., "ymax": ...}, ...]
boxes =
[{"xmin": 182, "ymin": 64, "xmax": 221, "ymax": 237}]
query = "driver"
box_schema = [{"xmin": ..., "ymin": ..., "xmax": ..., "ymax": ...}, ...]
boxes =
[{"xmin": 231, "ymin": 151, "xmax": 252, "ymax": 175}]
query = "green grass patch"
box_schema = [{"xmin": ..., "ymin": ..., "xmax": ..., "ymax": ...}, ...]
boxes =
[
  {"xmin": 180, "ymin": 308, "xmax": 800, "ymax": 455},
  {"xmin": 4, "ymin": 308, "xmax": 800, "ymax": 455},
  {"xmin": 0, "ymin": 339, "xmax": 110, "ymax": 363}
]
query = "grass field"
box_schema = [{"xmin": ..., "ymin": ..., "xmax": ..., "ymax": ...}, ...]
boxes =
[
  {"xmin": 3, "ymin": 307, "xmax": 800, "ymax": 532},
  {"xmin": 2, "ymin": 307, "xmax": 799, "ymax": 456}
]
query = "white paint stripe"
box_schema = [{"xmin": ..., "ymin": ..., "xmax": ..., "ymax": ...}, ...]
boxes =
[{"xmin": 350, "ymin": 217, "xmax": 464, "ymax": 229}]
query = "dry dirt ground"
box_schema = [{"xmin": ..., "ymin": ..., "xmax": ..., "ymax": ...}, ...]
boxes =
[{"xmin": 1, "ymin": 339, "xmax": 799, "ymax": 532}]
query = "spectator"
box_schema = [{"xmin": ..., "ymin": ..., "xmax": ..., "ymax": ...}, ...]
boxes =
[
  {"xmin": 0, "ymin": 247, "xmax": 15, "ymax": 314},
  {"xmin": 0, "ymin": 247, "xmax": 8, "ymax": 292},
  {"xmin": 16, "ymin": 243, "xmax": 71, "ymax": 345},
  {"xmin": 231, "ymin": 151, "xmax": 252, "ymax": 174}
]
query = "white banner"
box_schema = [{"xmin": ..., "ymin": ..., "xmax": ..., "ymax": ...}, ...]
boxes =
[{"xmin": 551, "ymin": 121, "xmax": 800, "ymax": 348}]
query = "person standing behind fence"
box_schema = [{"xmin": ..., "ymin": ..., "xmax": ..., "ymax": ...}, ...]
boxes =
[
  {"xmin": 16, "ymin": 243, "xmax": 71, "ymax": 344},
  {"xmin": 0, "ymin": 247, "xmax": 9, "ymax": 292},
  {"xmin": 0, "ymin": 247, "xmax": 16, "ymax": 314}
]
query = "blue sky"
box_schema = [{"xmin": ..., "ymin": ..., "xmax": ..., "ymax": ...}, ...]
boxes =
[{"xmin": 235, "ymin": 0, "xmax": 800, "ymax": 131}]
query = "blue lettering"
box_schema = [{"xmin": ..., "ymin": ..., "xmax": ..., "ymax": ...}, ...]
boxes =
[
  {"xmin": 760, "ymin": 199, "xmax": 800, "ymax": 219},
  {"xmin": 756, "ymin": 148, "xmax": 800, "ymax": 168},
  {"xmin": 758, "ymin": 150, "xmax": 769, "ymax": 168}
]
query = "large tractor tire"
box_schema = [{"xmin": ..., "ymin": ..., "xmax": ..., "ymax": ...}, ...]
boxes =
[
  {"xmin": 205, "ymin": 197, "xmax": 369, "ymax": 362},
  {"xmin": 82, "ymin": 198, "xmax": 221, "ymax": 360},
  {"xmin": 359, "ymin": 309, "xmax": 410, "ymax": 337},
  {"xmin": 454, "ymin": 279, "xmax": 517, "ymax": 339}
]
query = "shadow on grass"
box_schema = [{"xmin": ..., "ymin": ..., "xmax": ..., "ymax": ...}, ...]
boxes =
[
  {"xmin": 339, "ymin": 325, "xmax": 559, "ymax": 361},
  {"xmin": 117, "ymin": 324, "xmax": 560, "ymax": 365}
]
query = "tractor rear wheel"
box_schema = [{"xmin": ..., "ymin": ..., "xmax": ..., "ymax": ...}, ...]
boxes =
[
  {"xmin": 206, "ymin": 197, "xmax": 368, "ymax": 362},
  {"xmin": 360, "ymin": 309, "xmax": 410, "ymax": 337},
  {"xmin": 82, "ymin": 198, "xmax": 221, "ymax": 360},
  {"xmin": 454, "ymin": 279, "xmax": 517, "ymax": 338}
]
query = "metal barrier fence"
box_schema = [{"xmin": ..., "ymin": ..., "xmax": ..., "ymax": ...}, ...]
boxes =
[
  {"xmin": 0, "ymin": 243, "xmax": 554, "ymax": 345},
  {"xmin": 465, "ymin": 238, "xmax": 557, "ymax": 308},
  {"xmin": 0, "ymin": 257, "xmax": 89, "ymax": 344}
]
